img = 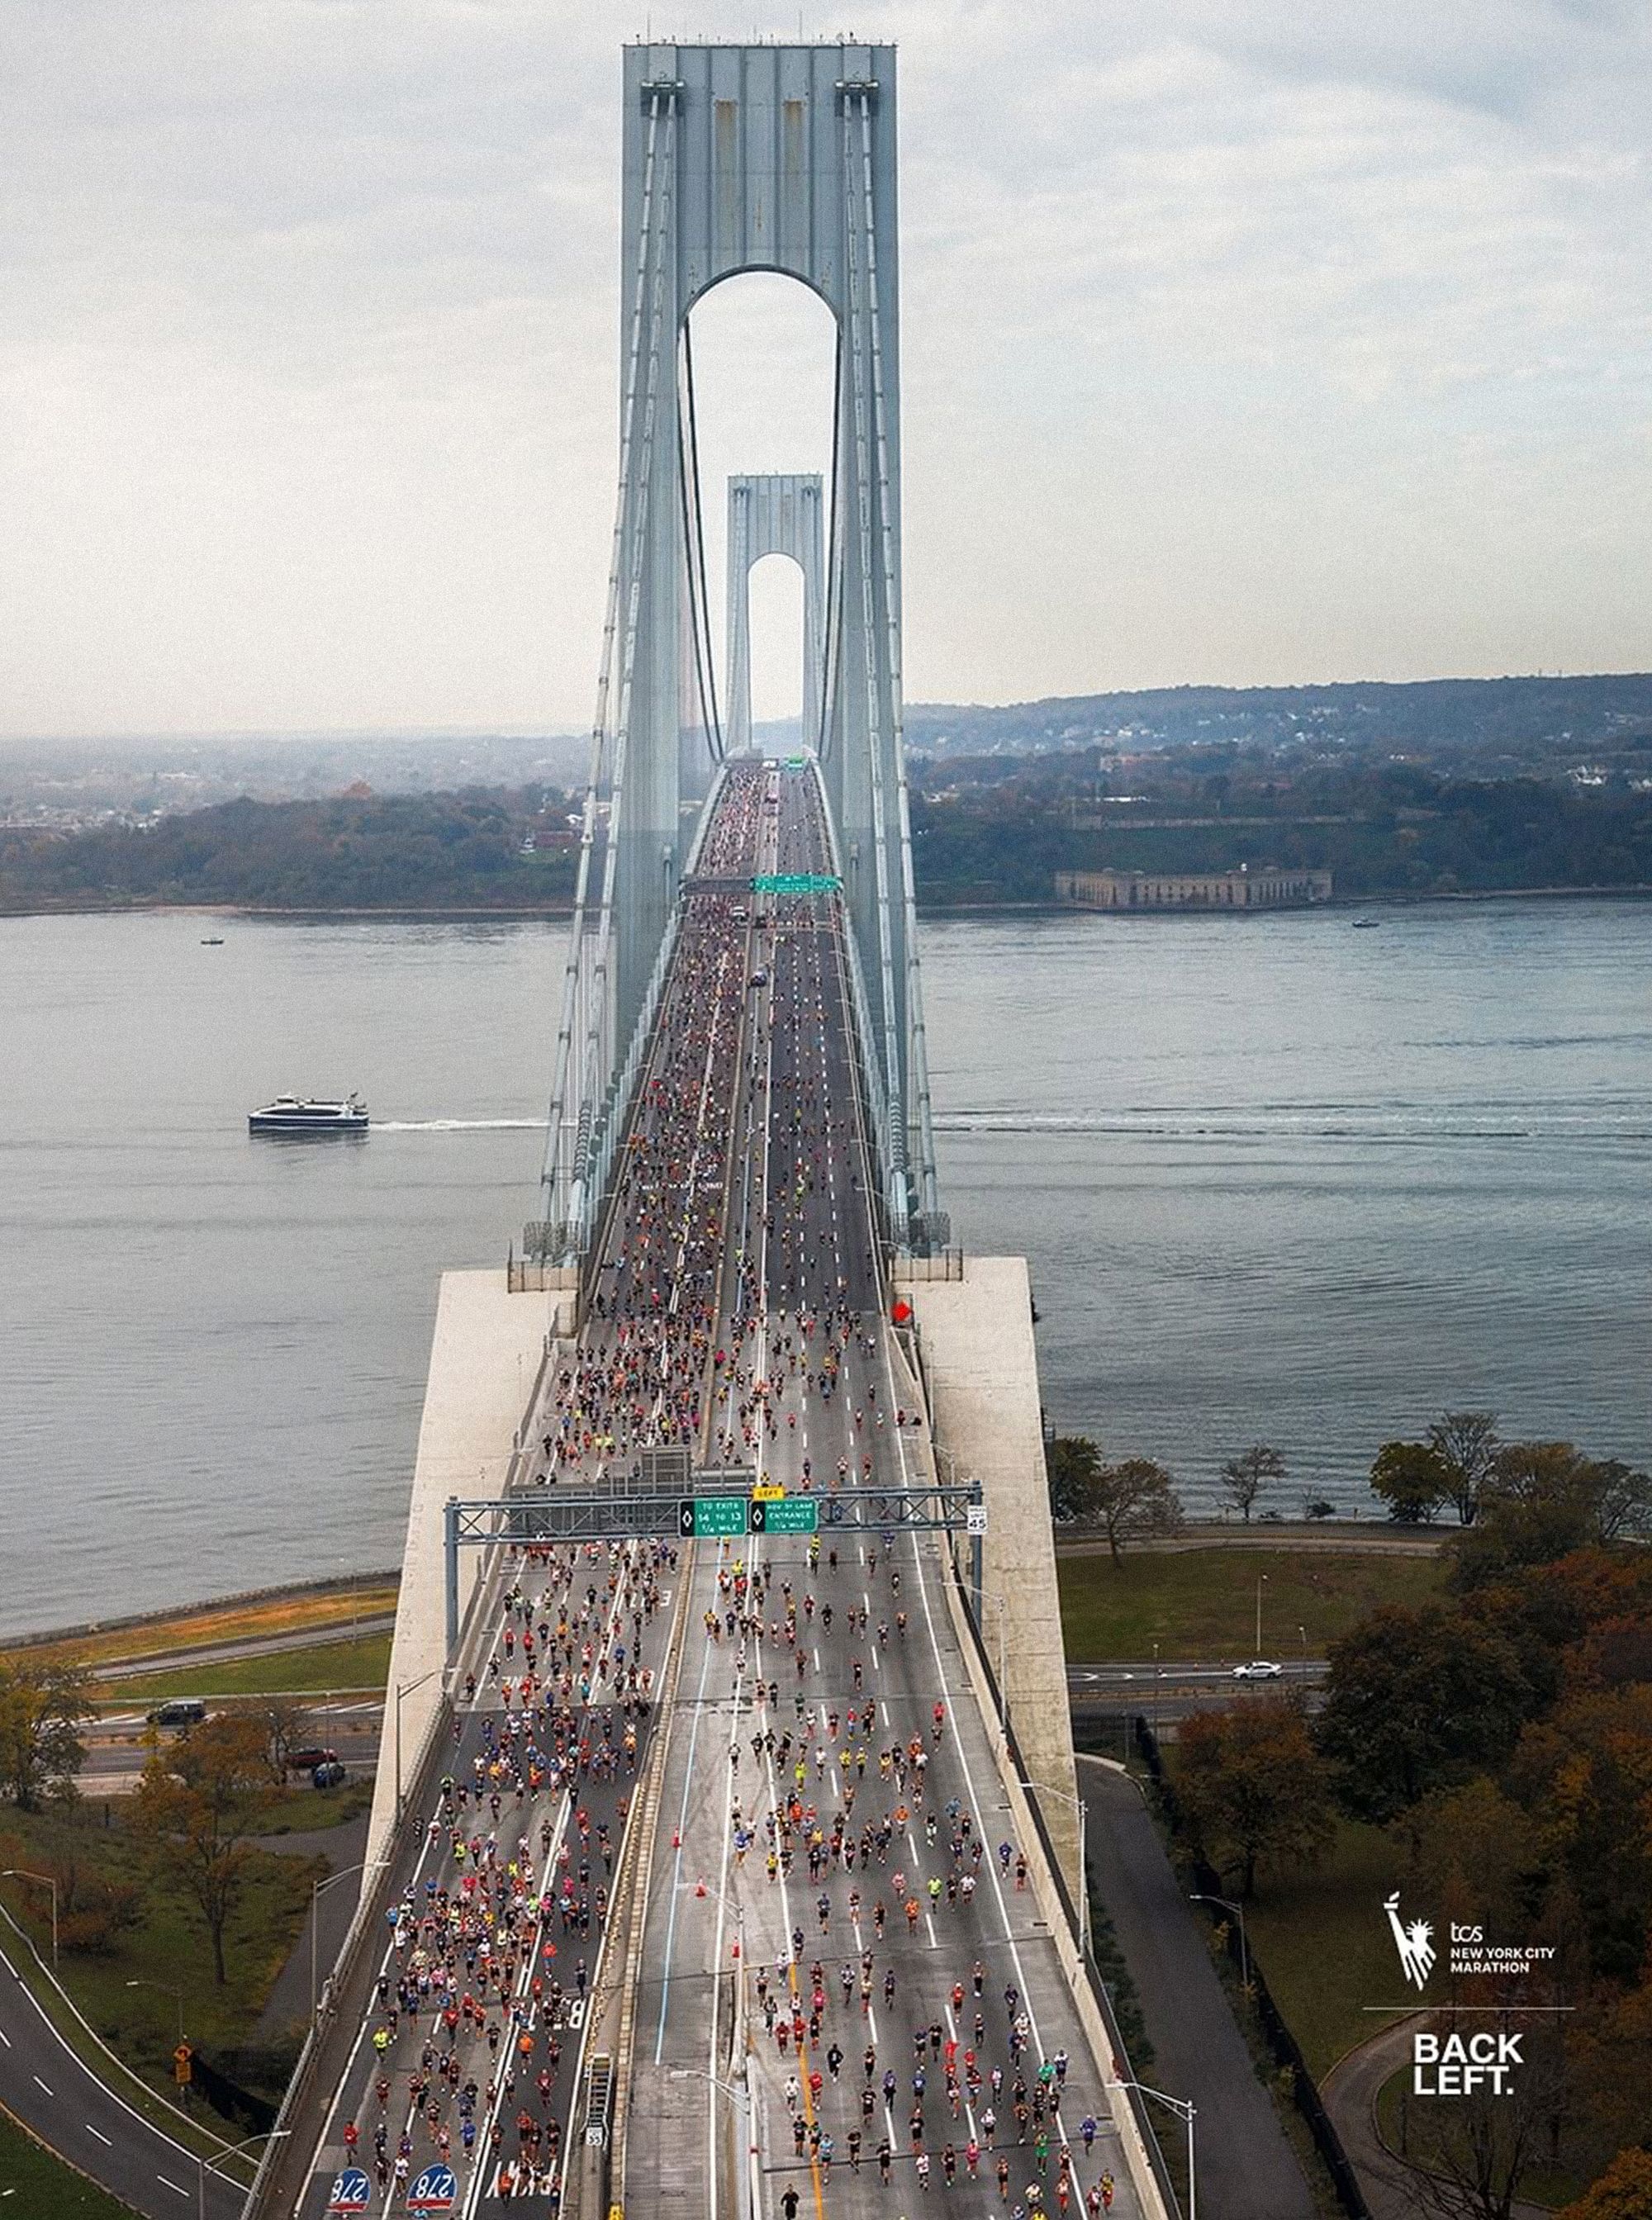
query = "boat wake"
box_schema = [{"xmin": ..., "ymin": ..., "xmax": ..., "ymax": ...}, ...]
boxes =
[{"xmin": 373, "ymin": 1118, "xmax": 546, "ymax": 1133}]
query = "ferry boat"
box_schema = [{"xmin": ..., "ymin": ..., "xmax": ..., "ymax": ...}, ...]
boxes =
[{"xmin": 249, "ymin": 1093, "xmax": 369, "ymax": 1136}]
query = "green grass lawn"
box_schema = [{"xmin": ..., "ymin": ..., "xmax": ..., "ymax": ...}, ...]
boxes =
[
  {"xmin": 0, "ymin": 1799, "xmax": 321, "ymax": 2105},
  {"xmin": 1058, "ymin": 1546, "xmax": 1446, "ymax": 1662},
  {"xmin": 95, "ymin": 1631, "xmax": 391, "ymax": 1701},
  {"xmin": 0, "ymin": 2111, "xmax": 138, "ymax": 2216}
]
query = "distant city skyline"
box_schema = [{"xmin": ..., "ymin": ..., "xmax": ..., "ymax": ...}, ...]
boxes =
[{"xmin": 3, "ymin": 2, "xmax": 1650, "ymax": 738}]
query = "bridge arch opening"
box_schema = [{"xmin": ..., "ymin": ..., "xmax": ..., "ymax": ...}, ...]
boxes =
[
  {"xmin": 681, "ymin": 271, "xmax": 836, "ymax": 737},
  {"xmin": 743, "ymin": 553, "xmax": 807, "ymax": 743}
]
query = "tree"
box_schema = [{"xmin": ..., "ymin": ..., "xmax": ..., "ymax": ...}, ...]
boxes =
[
  {"xmin": 1399, "ymin": 2013, "xmax": 1569, "ymax": 2220},
  {"xmin": 1561, "ymin": 2149, "xmax": 1652, "ymax": 2220},
  {"xmin": 1317, "ymin": 1605, "xmax": 1533, "ymax": 1824},
  {"xmin": 1045, "ymin": 1435, "xmax": 1102, "ymax": 1525},
  {"xmin": 0, "ymin": 1658, "xmax": 92, "ymax": 1810},
  {"xmin": 1427, "ymin": 1411, "xmax": 1501, "ymax": 1525},
  {"xmin": 1219, "ymin": 1444, "xmax": 1285, "ymax": 1525},
  {"xmin": 263, "ymin": 1700, "xmax": 312, "ymax": 1782},
  {"xmin": 1089, "ymin": 1458, "xmax": 1184, "ymax": 1563},
  {"xmin": 1593, "ymin": 1460, "xmax": 1652, "ymax": 1544},
  {"xmin": 1176, "ymin": 1702, "xmax": 1334, "ymax": 1900},
  {"xmin": 1369, "ymin": 1440, "xmax": 1453, "ymax": 1524},
  {"xmin": 1451, "ymin": 1444, "xmax": 1651, "ymax": 1591},
  {"xmin": 132, "ymin": 1715, "xmax": 275, "ymax": 1984}
]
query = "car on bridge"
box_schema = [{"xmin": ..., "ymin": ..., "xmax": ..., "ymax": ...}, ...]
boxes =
[{"xmin": 1232, "ymin": 1659, "xmax": 1284, "ymax": 1681}]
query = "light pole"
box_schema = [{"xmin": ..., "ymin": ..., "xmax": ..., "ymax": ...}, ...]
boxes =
[
  {"xmin": 393, "ymin": 1667, "xmax": 440, "ymax": 1818},
  {"xmin": 197, "ymin": 2128, "xmax": 288, "ymax": 2220},
  {"xmin": 669, "ymin": 2064, "xmax": 755, "ymax": 2220},
  {"xmin": 694, "ymin": 1878, "xmax": 748, "ymax": 2076},
  {"xmin": 126, "ymin": 1977, "xmax": 184, "ymax": 2042},
  {"xmin": 2, "ymin": 1868, "xmax": 58, "ymax": 1966},
  {"xmin": 1189, "ymin": 1891, "xmax": 1250, "ymax": 1991},
  {"xmin": 311, "ymin": 1857, "xmax": 392, "ymax": 2018},
  {"xmin": 1018, "ymin": 1776, "xmax": 1089, "ymax": 1963},
  {"xmin": 1255, "ymin": 1571, "xmax": 1268, "ymax": 1658},
  {"xmin": 1151, "ymin": 1640, "xmax": 1161, "ymax": 1744},
  {"xmin": 1298, "ymin": 1623, "xmax": 1308, "ymax": 1678},
  {"xmin": 1108, "ymin": 2079, "xmax": 1197, "ymax": 2220}
]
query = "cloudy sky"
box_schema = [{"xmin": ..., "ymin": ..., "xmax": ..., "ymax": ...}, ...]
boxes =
[{"xmin": 3, "ymin": 1, "xmax": 1650, "ymax": 738}]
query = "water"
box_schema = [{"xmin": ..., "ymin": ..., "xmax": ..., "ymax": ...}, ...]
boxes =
[{"xmin": 1, "ymin": 900, "xmax": 1647, "ymax": 1636}]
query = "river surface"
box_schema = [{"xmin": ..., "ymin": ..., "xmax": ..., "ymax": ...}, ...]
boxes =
[{"xmin": 1, "ymin": 899, "xmax": 1646, "ymax": 1636}]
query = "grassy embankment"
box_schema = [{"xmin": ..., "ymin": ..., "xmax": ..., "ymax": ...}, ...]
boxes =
[
  {"xmin": 0, "ymin": 2111, "xmax": 136, "ymax": 2217},
  {"xmin": 1056, "ymin": 1541, "xmax": 1446, "ymax": 1662}
]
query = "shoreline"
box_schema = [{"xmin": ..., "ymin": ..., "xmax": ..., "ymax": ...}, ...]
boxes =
[
  {"xmin": 2, "ymin": 884, "xmax": 1650, "ymax": 924},
  {"xmin": 2, "ymin": 1567, "xmax": 400, "ymax": 1653}
]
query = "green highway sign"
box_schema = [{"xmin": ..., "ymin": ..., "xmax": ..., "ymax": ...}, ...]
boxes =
[
  {"xmin": 750, "ymin": 1497, "xmax": 819, "ymax": 1535},
  {"xmin": 679, "ymin": 1497, "xmax": 748, "ymax": 1539},
  {"xmin": 751, "ymin": 872, "xmax": 840, "ymax": 896}
]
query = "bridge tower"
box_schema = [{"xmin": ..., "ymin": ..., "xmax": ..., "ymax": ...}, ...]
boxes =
[
  {"xmin": 541, "ymin": 41, "xmax": 942, "ymax": 1259},
  {"xmin": 725, "ymin": 473, "xmax": 824, "ymax": 758}
]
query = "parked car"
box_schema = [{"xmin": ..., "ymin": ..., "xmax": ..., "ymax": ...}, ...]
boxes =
[
  {"xmin": 146, "ymin": 1698, "xmax": 207, "ymax": 1728},
  {"xmin": 311, "ymin": 1760, "xmax": 348, "ymax": 1789},
  {"xmin": 287, "ymin": 1744, "xmax": 338, "ymax": 1774},
  {"xmin": 1232, "ymin": 1660, "xmax": 1284, "ymax": 1682}
]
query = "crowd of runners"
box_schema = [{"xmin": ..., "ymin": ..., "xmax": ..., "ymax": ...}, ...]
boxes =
[{"xmin": 311, "ymin": 762, "xmax": 1135, "ymax": 2218}]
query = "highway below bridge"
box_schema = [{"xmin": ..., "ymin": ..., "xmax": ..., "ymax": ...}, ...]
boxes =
[{"xmin": 262, "ymin": 761, "xmax": 1165, "ymax": 2220}]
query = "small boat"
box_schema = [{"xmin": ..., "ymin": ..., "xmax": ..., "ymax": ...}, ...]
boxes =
[
  {"xmin": 200, "ymin": 937, "xmax": 225, "ymax": 946},
  {"xmin": 249, "ymin": 1093, "xmax": 369, "ymax": 1135},
  {"xmin": 1351, "ymin": 917, "xmax": 1381, "ymax": 930}
]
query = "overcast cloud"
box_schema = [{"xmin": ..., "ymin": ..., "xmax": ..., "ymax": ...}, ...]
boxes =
[{"xmin": 2, "ymin": 0, "xmax": 1649, "ymax": 737}]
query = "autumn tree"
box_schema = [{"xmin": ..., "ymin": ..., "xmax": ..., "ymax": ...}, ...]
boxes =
[
  {"xmin": 1317, "ymin": 1604, "xmax": 1532, "ymax": 1824},
  {"xmin": 0, "ymin": 1658, "xmax": 92, "ymax": 1810},
  {"xmin": 132, "ymin": 1714, "xmax": 275, "ymax": 1984},
  {"xmin": 1045, "ymin": 1435, "xmax": 1102, "ymax": 1525},
  {"xmin": 1452, "ymin": 1445, "xmax": 1652, "ymax": 1591},
  {"xmin": 1218, "ymin": 1443, "xmax": 1285, "ymax": 1525},
  {"xmin": 1369, "ymin": 1440, "xmax": 1453, "ymax": 1524},
  {"xmin": 1427, "ymin": 1411, "xmax": 1501, "ymax": 1525},
  {"xmin": 1176, "ymin": 1701, "xmax": 1333, "ymax": 1900},
  {"xmin": 1090, "ymin": 1459, "xmax": 1184, "ymax": 1562},
  {"xmin": 1561, "ymin": 2149, "xmax": 1652, "ymax": 2220}
]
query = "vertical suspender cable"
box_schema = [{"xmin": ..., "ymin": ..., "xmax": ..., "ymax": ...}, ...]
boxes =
[
  {"xmin": 586, "ymin": 92, "xmax": 678, "ymax": 1231},
  {"xmin": 855, "ymin": 95, "xmax": 941, "ymax": 1226},
  {"xmin": 541, "ymin": 93, "xmax": 666, "ymax": 1245},
  {"xmin": 841, "ymin": 88, "xmax": 907, "ymax": 1230},
  {"xmin": 679, "ymin": 320, "xmax": 725, "ymax": 764}
]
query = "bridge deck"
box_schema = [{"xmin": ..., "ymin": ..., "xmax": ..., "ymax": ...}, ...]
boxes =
[{"xmin": 280, "ymin": 764, "xmax": 1157, "ymax": 2220}]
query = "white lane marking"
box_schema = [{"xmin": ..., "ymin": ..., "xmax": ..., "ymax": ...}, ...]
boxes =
[
  {"xmin": 0, "ymin": 2027, "xmax": 9, "ymax": 2047},
  {"xmin": 156, "ymin": 2176, "xmax": 188, "ymax": 2198},
  {"xmin": 85, "ymin": 2123, "xmax": 113, "ymax": 2146},
  {"xmin": 31, "ymin": 2074, "xmax": 52, "ymax": 2095}
]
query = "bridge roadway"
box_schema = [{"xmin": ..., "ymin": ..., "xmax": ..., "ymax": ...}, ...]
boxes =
[{"xmin": 287, "ymin": 761, "xmax": 1147, "ymax": 2218}]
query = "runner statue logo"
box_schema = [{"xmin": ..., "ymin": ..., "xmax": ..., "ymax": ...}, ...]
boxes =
[{"xmin": 1384, "ymin": 1891, "xmax": 1436, "ymax": 1990}]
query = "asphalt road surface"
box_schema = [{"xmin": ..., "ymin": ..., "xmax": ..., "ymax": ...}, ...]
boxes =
[{"xmin": 0, "ymin": 1924, "xmax": 248, "ymax": 2218}]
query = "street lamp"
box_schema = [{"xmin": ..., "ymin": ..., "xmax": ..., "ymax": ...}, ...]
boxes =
[
  {"xmin": 126, "ymin": 1977, "xmax": 184, "ymax": 2042},
  {"xmin": 1018, "ymin": 1776, "xmax": 1089, "ymax": 1964},
  {"xmin": 198, "ymin": 2127, "xmax": 288, "ymax": 2220},
  {"xmin": 392, "ymin": 1667, "xmax": 440, "ymax": 1817},
  {"xmin": 1298, "ymin": 1624, "xmax": 1308, "ymax": 1677},
  {"xmin": 1107, "ymin": 2079, "xmax": 1197, "ymax": 2220},
  {"xmin": 2, "ymin": 1868, "xmax": 58, "ymax": 1966},
  {"xmin": 668, "ymin": 2065, "xmax": 755, "ymax": 2220},
  {"xmin": 1255, "ymin": 1572, "xmax": 1268, "ymax": 1658},
  {"xmin": 1151, "ymin": 1640, "xmax": 1161, "ymax": 1743},
  {"xmin": 311, "ymin": 1857, "xmax": 392, "ymax": 2018},
  {"xmin": 1189, "ymin": 1892, "xmax": 1250, "ymax": 1991},
  {"xmin": 690, "ymin": 1876, "xmax": 748, "ymax": 2078}
]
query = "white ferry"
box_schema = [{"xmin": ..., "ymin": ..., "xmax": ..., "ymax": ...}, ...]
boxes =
[{"xmin": 248, "ymin": 1093, "xmax": 369, "ymax": 1136}]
